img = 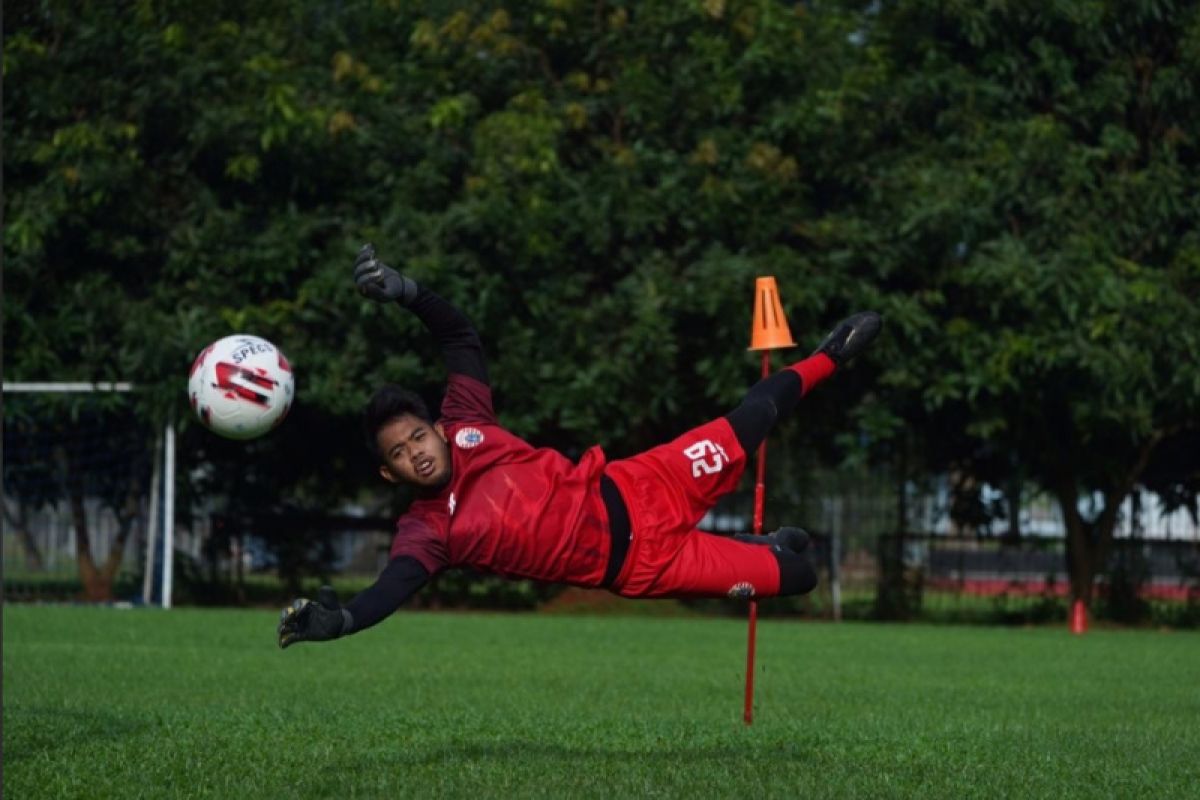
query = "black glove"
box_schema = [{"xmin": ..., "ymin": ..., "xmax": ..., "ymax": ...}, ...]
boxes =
[
  {"xmin": 353, "ymin": 243, "xmax": 418, "ymax": 305},
  {"xmin": 277, "ymin": 585, "xmax": 353, "ymax": 649}
]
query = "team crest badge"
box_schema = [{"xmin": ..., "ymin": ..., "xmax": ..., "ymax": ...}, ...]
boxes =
[
  {"xmin": 727, "ymin": 581, "xmax": 756, "ymax": 599},
  {"xmin": 455, "ymin": 427, "xmax": 484, "ymax": 449}
]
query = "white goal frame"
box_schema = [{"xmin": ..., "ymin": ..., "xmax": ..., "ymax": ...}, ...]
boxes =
[{"xmin": 3, "ymin": 382, "xmax": 177, "ymax": 608}]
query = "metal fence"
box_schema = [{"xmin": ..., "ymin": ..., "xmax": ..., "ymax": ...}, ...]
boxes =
[{"xmin": 6, "ymin": 454, "xmax": 1199, "ymax": 624}]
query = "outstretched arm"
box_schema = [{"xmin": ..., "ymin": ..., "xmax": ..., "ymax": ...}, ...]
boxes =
[
  {"xmin": 276, "ymin": 556, "xmax": 430, "ymax": 649},
  {"xmin": 353, "ymin": 244, "xmax": 488, "ymax": 384}
]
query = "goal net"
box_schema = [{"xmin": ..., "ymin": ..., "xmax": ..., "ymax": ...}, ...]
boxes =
[{"xmin": 3, "ymin": 385, "xmax": 165, "ymax": 603}]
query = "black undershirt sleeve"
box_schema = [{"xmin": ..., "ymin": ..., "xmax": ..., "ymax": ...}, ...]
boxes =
[
  {"xmin": 403, "ymin": 287, "xmax": 489, "ymax": 385},
  {"xmin": 342, "ymin": 556, "xmax": 431, "ymax": 635}
]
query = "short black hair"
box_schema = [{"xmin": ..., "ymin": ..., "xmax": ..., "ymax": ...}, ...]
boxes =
[{"xmin": 364, "ymin": 385, "xmax": 432, "ymax": 459}]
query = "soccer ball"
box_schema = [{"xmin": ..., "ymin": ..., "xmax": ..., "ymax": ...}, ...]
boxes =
[{"xmin": 188, "ymin": 334, "xmax": 294, "ymax": 440}]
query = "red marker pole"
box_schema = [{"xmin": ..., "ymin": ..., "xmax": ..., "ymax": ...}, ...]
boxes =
[
  {"xmin": 743, "ymin": 350, "xmax": 771, "ymax": 724},
  {"xmin": 744, "ymin": 277, "xmax": 795, "ymax": 725}
]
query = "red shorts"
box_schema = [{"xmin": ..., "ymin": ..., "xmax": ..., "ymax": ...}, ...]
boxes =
[{"xmin": 604, "ymin": 418, "xmax": 782, "ymax": 599}]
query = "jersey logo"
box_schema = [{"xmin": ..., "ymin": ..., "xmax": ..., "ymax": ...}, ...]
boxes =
[
  {"xmin": 455, "ymin": 427, "xmax": 485, "ymax": 449},
  {"xmin": 684, "ymin": 439, "xmax": 729, "ymax": 478},
  {"xmin": 448, "ymin": 492, "xmax": 457, "ymax": 516}
]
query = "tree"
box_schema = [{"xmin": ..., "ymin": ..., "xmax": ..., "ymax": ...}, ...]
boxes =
[
  {"xmin": 823, "ymin": 0, "xmax": 1200, "ymax": 607},
  {"xmin": 11, "ymin": 0, "xmax": 1193, "ymax": 612},
  {"xmin": 4, "ymin": 0, "xmax": 398, "ymax": 597},
  {"xmin": 3, "ymin": 395, "xmax": 153, "ymax": 599},
  {"xmin": 3, "ymin": 0, "xmax": 869, "ymax": 598}
]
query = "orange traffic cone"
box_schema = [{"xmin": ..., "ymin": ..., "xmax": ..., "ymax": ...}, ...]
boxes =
[
  {"xmin": 1070, "ymin": 599, "xmax": 1088, "ymax": 634},
  {"xmin": 749, "ymin": 276, "xmax": 796, "ymax": 351}
]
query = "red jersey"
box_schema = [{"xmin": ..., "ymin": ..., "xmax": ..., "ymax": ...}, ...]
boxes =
[{"xmin": 389, "ymin": 374, "xmax": 613, "ymax": 586}]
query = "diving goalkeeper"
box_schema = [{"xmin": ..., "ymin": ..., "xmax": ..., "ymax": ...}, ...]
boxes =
[{"xmin": 277, "ymin": 246, "xmax": 881, "ymax": 648}]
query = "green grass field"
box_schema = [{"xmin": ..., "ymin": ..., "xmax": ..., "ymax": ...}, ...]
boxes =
[{"xmin": 5, "ymin": 606, "xmax": 1199, "ymax": 799}]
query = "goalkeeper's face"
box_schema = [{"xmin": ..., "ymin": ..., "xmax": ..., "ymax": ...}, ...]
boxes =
[{"xmin": 376, "ymin": 414, "xmax": 452, "ymax": 490}]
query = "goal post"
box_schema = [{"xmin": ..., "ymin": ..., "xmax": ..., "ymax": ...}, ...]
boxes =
[{"xmin": 3, "ymin": 382, "xmax": 176, "ymax": 608}]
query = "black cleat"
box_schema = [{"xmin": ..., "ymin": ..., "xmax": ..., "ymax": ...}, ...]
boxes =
[
  {"xmin": 771, "ymin": 526, "xmax": 810, "ymax": 554},
  {"xmin": 813, "ymin": 311, "xmax": 882, "ymax": 366}
]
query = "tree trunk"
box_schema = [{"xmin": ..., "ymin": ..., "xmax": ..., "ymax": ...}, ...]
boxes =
[
  {"xmin": 56, "ymin": 446, "xmax": 116, "ymax": 602},
  {"xmin": 99, "ymin": 484, "xmax": 142, "ymax": 590},
  {"xmin": 876, "ymin": 439, "xmax": 914, "ymax": 620},
  {"xmin": 55, "ymin": 446, "xmax": 106, "ymax": 600},
  {"xmin": 68, "ymin": 489, "xmax": 112, "ymax": 601},
  {"xmin": 1, "ymin": 496, "xmax": 46, "ymax": 570},
  {"xmin": 54, "ymin": 445, "xmax": 147, "ymax": 603},
  {"xmin": 1062, "ymin": 507, "xmax": 1096, "ymax": 606},
  {"xmin": 1059, "ymin": 485, "xmax": 1141, "ymax": 609},
  {"xmin": 1056, "ymin": 475, "xmax": 1101, "ymax": 606},
  {"xmin": 1005, "ymin": 479, "xmax": 1023, "ymax": 541},
  {"xmin": 68, "ymin": 487, "xmax": 114, "ymax": 601},
  {"xmin": 1054, "ymin": 434, "xmax": 1163, "ymax": 611}
]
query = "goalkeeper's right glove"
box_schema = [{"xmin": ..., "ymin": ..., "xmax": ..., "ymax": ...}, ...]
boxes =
[
  {"xmin": 277, "ymin": 586, "xmax": 352, "ymax": 649},
  {"xmin": 353, "ymin": 243, "xmax": 418, "ymax": 305}
]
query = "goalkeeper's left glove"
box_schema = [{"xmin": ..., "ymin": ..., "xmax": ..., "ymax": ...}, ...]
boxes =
[
  {"xmin": 353, "ymin": 243, "xmax": 419, "ymax": 305},
  {"xmin": 277, "ymin": 586, "xmax": 352, "ymax": 649}
]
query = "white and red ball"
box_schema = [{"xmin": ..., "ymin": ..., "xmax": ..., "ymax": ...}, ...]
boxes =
[{"xmin": 188, "ymin": 334, "xmax": 294, "ymax": 440}]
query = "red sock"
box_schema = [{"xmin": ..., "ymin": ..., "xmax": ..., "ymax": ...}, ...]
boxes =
[{"xmin": 787, "ymin": 353, "xmax": 835, "ymax": 396}]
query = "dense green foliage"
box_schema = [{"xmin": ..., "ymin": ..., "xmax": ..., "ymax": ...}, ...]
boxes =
[
  {"xmin": 3, "ymin": 0, "xmax": 874, "ymax": 449},
  {"xmin": 5, "ymin": 0, "xmax": 1198, "ymax": 602},
  {"xmin": 5, "ymin": 606, "xmax": 1200, "ymax": 797},
  {"xmin": 841, "ymin": 0, "xmax": 1200, "ymax": 602}
]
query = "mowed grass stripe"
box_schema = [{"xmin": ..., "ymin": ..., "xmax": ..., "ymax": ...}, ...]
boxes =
[{"xmin": 5, "ymin": 607, "xmax": 1199, "ymax": 799}]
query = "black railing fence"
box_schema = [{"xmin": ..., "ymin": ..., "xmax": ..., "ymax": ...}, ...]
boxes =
[{"xmin": 6, "ymin": 451, "xmax": 1200, "ymax": 626}]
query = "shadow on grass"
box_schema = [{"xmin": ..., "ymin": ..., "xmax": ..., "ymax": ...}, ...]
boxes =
[
  {"xmin": 3, "ymin": 705, "xmax": 149, "ymax": 761},
  {"xmin": 361, "ymin": 738, "xmax": 811, "ymax": 767}
]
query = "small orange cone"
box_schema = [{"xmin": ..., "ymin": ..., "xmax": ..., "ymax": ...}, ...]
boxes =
[
  {"xmin": 749, "ymin": 276, "xmax": 796, "ymax": 351},
  {"xmin": 1070, "ymin": 599, "xmax": 1088, "ymax": 634}
]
